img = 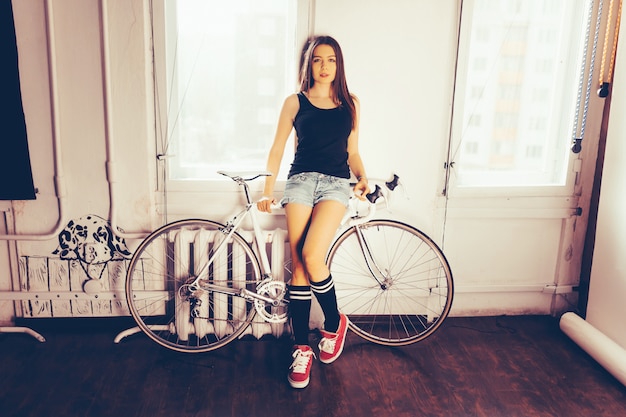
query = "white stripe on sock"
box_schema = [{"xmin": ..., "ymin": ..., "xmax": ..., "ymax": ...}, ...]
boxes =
[
  {"xmin": 289, "ymin": 289, "xmax": 311, "ymax": 301},
  {"xmin": 311, "ymin": 279, "xmax": 334, "ymax": 294}
]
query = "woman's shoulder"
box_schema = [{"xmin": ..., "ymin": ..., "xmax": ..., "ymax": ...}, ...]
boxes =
[
  {"xmin": 285, "ymin": 93, "xmax": 301, "ymax": 104},
  {"xmin": 282, "ymin": 93, "xmax": 301, "ymax": 118}
]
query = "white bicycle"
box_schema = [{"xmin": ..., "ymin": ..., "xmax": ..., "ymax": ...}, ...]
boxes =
[{"xmin": 125, "ymin": 171, "xmax": 454, "ymax": 353}]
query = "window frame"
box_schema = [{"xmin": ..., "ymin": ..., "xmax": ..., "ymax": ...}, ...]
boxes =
[
  {"xmin": 445, "ymin": 0, "xmax": 589, "ymax": 199},
  {"xmin": 151, "ymin": 0, "xmax": 313, "ymax": 197}
]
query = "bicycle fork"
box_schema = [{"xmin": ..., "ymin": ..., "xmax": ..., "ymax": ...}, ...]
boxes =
[{"xmin": 353, "ymin": 224, "xmax": 391, "ymax": 290}]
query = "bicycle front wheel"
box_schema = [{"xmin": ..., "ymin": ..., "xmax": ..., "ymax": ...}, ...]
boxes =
[
  {"xmin": 327, "ymin": 220, "xmax": 453, "ymax": 346},
  {"xmin": 126, "ymin": 219, "xmax": 261, "ymax": 353}
]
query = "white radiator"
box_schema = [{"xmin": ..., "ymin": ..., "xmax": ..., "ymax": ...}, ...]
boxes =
[
  {"xmin": 170, "ymin": 228, "xmax": 291, "ymax": 340},
  {"xmin": 249, "ymin": 228, "xmax": 290, "ymax": 339}
]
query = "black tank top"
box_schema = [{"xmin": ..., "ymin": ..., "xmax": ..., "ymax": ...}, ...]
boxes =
[{"xmin": 288, "ymin": 92, "xmax": 352, "ymax": 179}]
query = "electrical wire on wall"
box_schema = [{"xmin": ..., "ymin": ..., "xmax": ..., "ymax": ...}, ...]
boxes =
[
  {"xmin": 439, "ymin": 0, "xmax": 465, "ymax": 251},
  {"xmin": 440, "ymin": 0, "xmax": 546, "ymax": 248},
  {"xmin": 440, "ymin": 0, "xmax": 619, "ymax": 250},
  {"xmin": 149, "ymin": 0, "xmax": 210, "ymax": 224},
  {"xmin": 149, "ymin": 0, "xmax": 171, "ymax": 224},
  {"xmin": 149, "ymin": 0, "xmax": 213, "ymax": 225},
  {"xmin": 441, "ymin": 0, "xmax": 545, "ymax": 249},
  {"xmin": 148, "ymin": 0, "xmax": 167, "ymax": 223}
]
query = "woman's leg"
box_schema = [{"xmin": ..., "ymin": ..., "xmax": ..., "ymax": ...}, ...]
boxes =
[
  {"xmin": 301, "ymin": 200, "xmax": 350, "ymax": 364},
  {"xmin": 284, "ymin": 203, "xmax": 317, "ymax": 388},
  {"xmin": 301, "ymin": 200, "xmax": 347, "ymax": 332},
  {"xmin": 285, "ymin": 203, "xmax": 314, "ymax": 346},
  {"xmin": 302, "ymin": 200, "xmax": 346, "ymax": 280}
]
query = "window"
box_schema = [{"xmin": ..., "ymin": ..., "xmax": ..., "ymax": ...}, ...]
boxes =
[
  {"xmin": 449, "ymin": 0, "xmax": 586, "ymax": 189},
  {"xmin": 157, "ymin": 0, "xmax": 308, "ymax": 181}
]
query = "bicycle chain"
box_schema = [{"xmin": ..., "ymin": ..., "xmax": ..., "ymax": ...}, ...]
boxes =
[{"xmin": 186, "ymin": 281, "xmax": 289, "ymax": 324}]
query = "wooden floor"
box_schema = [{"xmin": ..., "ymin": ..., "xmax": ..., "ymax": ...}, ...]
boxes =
[{"xmin": 0, "ymin": 315, "xmax": 625, "ymax": 417}]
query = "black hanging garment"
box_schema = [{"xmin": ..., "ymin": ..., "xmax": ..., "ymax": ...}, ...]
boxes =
[{"xmin": 0, "ymin": 0, "xmax": 36, "ymax": 200}]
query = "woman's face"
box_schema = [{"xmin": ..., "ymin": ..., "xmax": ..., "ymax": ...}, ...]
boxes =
[{"xmin": 311, "ymin": 44, "xmax": 337, "ymax": 86}]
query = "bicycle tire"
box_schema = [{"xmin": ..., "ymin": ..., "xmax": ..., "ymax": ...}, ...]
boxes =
[
  {"xmin": 125, "ymin": 219, "xmax": 261, "ymax": 353},
  {"xmin": 327, "ymin": 219, "xmax": 453, "ymax": 346}
]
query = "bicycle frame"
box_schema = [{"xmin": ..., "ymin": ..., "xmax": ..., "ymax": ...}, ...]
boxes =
[
  {"xmin": 186, "ymin": 172, "xmax": 393, "ymax": 306},
  {"xmin": 184, "ymin": 177, "xmax": 281, "ymax": 307},
  {"xmin": 124, "ymin": 170, "xmax": 453, "ymax": 350}
]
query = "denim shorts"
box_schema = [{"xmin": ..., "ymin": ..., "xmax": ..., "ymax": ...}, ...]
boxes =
[{"xmin": 280, "ymin": 172, "xmax": 351, "ymax": 208}]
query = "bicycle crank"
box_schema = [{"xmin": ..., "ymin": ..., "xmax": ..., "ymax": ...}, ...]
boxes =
[{"xmin": 254, "ymin": 280, "xmax": 289, "ymax": 324}]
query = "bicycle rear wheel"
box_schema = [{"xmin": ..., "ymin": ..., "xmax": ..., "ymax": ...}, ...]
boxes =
[
  {"xmin": 327, "ymin": 220, "xmax": 453, "ymax": 346},
  {"xmin": 126, "ymin": 219, "xmax": 261, "ymax": 353}
]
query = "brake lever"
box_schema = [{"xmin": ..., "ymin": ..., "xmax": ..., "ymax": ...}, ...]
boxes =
[{"xmin": 366, "ymin": 184, "xmax": 383, "ymax": 203}]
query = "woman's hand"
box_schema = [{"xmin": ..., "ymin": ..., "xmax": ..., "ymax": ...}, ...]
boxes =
[
  {"xmin": 353, "ymin": 178, "xmax": 371, "ymax": 200},
  {"xmin": 257, "ymin": 196, "xmax": 277, "ymax": 213}
]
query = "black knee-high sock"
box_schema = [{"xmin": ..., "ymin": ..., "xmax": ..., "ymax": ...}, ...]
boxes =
[
  {"xmin": 288, "ymin": 285, "xmax": 311, "ymax": 346},
  {"xmin": 311, "ymin": 274, "xmax": 340, "ymax": 333}
]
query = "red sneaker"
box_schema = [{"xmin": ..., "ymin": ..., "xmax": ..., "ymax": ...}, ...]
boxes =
[
  {"xmin": 318, "ymin": 313, "xmax": 349, "ymax": 364},
  {"xmin": 288, "ymin": 345, "xmax": 315, "ymax": 389}
]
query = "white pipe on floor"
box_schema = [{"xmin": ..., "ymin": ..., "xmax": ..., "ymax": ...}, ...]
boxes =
[
  {"xmin": 0, "ymin": 326, "xmax": 46, "ymax": 342},
  {"xmin": 560, "ymin": 312, "xmax": 626, "ymax": 387}
]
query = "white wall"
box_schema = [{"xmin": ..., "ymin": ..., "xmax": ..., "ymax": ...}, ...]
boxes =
[
  {"xmin": 314, "ymin": 0, "xmax": 459, "ymax": 233},
  {"xmin": 586, "ymin": 12, "xmax": 626, "ymax": 349},
  {"xmin": 0, "ymin": 0, "xmax": 612, "ymax": 320},
  {"xmin": 560, "ymin": 23, "xmax": 626, "ymax": 381}
]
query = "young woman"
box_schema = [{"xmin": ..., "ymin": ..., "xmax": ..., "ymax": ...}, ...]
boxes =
[{"xmin": 257, "ymin": 35, "xmax": 370, "ymax": 389}]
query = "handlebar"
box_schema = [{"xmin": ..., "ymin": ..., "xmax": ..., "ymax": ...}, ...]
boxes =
[
  {"xmin": 347, "ymin": 173, "xmax": 402, "ymax": 226},
  {"xmin": 366, "ymin": 184, "xmax": 383, "ymax": 204},
  {"xmin": 255, "ymin": 172, "xmax": 402, "ymax": 222},
  {"xmin": 386, "ymin": 174, "xmax": 400, "ymax": 191},
  {"xmin": 364, "ymin": 173, "xmax": 400, "ymax": 203}
]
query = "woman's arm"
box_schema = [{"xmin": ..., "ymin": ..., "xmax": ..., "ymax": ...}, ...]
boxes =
[
  {"xmin": 258, "ymin": 94, "xmax": 299, "ymax": 212},
  {"xmin": 347, "ymin": 97, "xmax": 370, "ymax": 199}
]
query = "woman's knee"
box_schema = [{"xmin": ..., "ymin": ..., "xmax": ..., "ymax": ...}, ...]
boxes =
[{"xmin": 301, "ymin": 248, "xmax": 325, "ymax": 274}]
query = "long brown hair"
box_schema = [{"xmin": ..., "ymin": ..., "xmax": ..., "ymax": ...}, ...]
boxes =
[{"xmin": 298, "ymin": 36, "xmax": 356, "ymax": 129}]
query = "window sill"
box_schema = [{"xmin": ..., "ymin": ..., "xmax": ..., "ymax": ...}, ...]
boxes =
[
  {"xmin": 161, "ymin": 180, "xmax": 286, "ymax": 218},
  {"xmin": 437, "ymin": 195, "xmax": 580, "ymax": 219}
]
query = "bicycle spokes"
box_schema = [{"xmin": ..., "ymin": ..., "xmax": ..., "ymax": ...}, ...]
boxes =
[
  {"xmin": 327, "ymin": 220, "xmax": 453, "ymax": 346},
  {"xmin": 126, "ymin": 220, "xmax": 265, "ymax": 353}
]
